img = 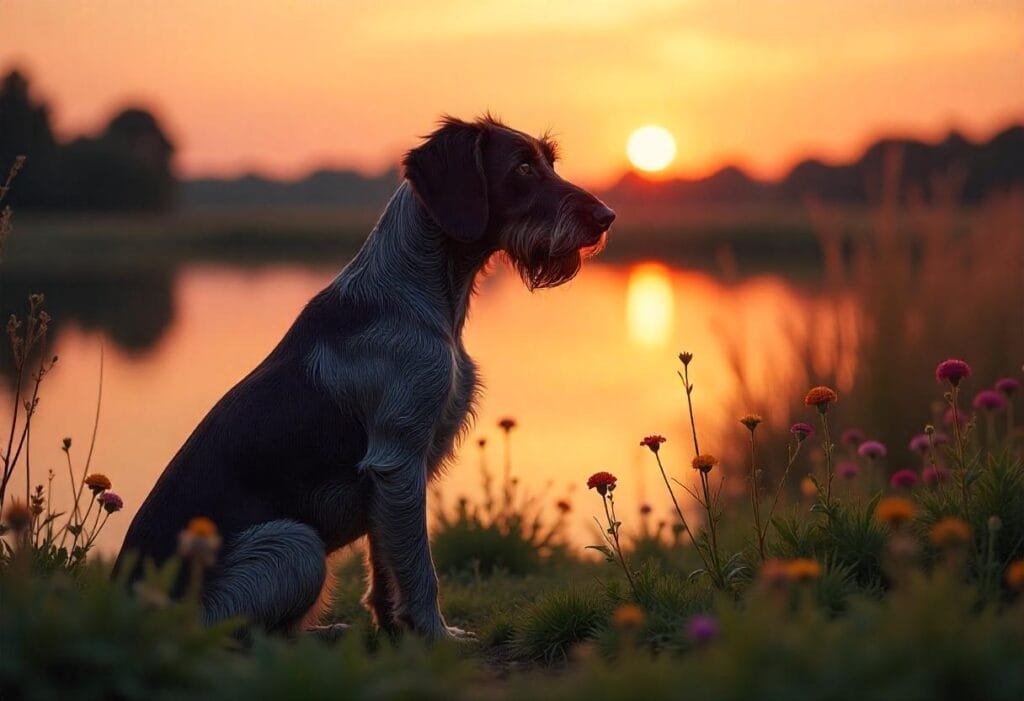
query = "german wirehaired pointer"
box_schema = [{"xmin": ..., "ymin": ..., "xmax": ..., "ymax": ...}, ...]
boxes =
[{"xmin": 115, "ymin": 115, "xmax": 615, "ymax": 641}]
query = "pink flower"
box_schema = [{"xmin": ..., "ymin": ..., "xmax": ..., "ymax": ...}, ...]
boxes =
[
  {"xmin": 837, "ymin": 461, "xmax": 860, "ymax": 480},
  {"xmin": 909, "ymin": 434, "xmax": 931, "ymax": 454},
  {"xmin": 935, "ymin": 359, "xmax": 972, "ymax": 386},
  {"xmin": 685, "ymin": 614, "xmax": 718, "ymax": 645},
  {"xmin": 995, "ymin": 377, "xmax": 1020, "ymax": 397},
  {"xmin": 973, "ymin": 390, "xmax": 1007, "ymax": 412},
  {"xmin": 790, "ymin": 422, "xmax": 815, "ymax": 441},
  {"xmin": 857, "ymin": 440, "xmax": 887, "ymax": 459},
  {"xmin": 889, "ymin": 469, "xmax": 919, "ymax": 490},
  {"xmin": 922, "ymin": 465, "xmax": 951, "ymax": 485},
  {"xmin": 98, "ymin": 492, "xmax": 124, "ymax": 514},
  {"xmin": 840, "ymin": 428, "xmax": 866, "ymax": 447}
]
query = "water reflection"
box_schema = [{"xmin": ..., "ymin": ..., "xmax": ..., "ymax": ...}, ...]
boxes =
[{"xmin": 0, "ymin": 261, "xmax": 817, "ymax": 553}]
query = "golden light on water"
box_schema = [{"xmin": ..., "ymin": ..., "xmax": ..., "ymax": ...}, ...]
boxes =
[
  {"xmin": 626, "ymin": 125, "xmax": 677, "ymax": 173},
  {"xmin": 626, "ymin": 263, "xmax": 675, "ymax": 348}
]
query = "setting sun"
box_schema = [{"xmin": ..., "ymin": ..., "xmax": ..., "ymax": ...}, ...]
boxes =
[{"xmin": 626, "ymin": 125, "xmax": 677, "ymax": 173}]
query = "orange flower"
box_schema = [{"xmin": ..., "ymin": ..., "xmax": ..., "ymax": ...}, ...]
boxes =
[
  {"xmin": 929, "ymin": 517, "xmax": 971, "ymax": 548},
  {"xmin": 178, "ymin": 516, "xmax": 222, "ymax": 566},
  {"xmin": 691, "ymin": 454, "xmax": 719, "ymax": 473},
  {"xmin": 804, "ymin": 386, "xmax": 838, "ymax": 412},
  {"xmin": 786, "ymin": 558, "xmax": 822, "ymax": 582},
  {"xmin": 185, "ymin": 516, "xmax": 218, "ymax": 537},
  {"xmin": 1006, "ymin": 560, "xmax": 1024, "ymax": 591},
  {"xmin": 612, "ymin": 603, "xmax": 645, "ymax": 629},
  {"xmin": 800, "ymin": 476, "xmax": 818, "ymax": 498},
  {"xmin": 875, "ymin": 497, "xmax": 916, "ymax": 527},
  {"xmin": 84, "ymin": 473, "xmax": 111, "ymax": 493},
  {"xmin": 759, "ymin": 558, "xmax": 791, "ymax": 587}
]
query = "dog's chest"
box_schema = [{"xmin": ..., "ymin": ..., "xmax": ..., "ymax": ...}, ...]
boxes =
[{"xmin": 426, "ymin": 346, "xmax": 479, "ymax": 472}]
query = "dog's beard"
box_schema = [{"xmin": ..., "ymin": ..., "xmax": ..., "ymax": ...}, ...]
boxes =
[{"xmin": 501, "ymin": 208, "xmax": 607, "ymax": 291}]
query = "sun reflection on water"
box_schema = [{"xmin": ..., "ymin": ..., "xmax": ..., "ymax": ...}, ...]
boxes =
[{"xmin": 626, "ymin": 262, "xmax": 674, "ymax": 348}]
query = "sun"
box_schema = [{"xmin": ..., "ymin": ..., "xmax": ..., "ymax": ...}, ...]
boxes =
[{"xmin": 626, "ymin": 125, "xmax": 677, "ymax": 173}]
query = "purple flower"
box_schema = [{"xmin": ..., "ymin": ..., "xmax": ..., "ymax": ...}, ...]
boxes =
[
  {"xmin": 909, "ymin": 434, "xmax": 931, "ymax": 454},
  {"xmin": 931, "ymin": 431, "xmax": 950, "ymax": 446},
  {"xmin": 857, "ymin": 440, "xmax": 887, "ymax": 459},
  {"xmin": 889, "ymin": 469, "xmax": 919, "ymax": 490},
  {"xmin": 995, "ymin": 377, "xmax": 1020, "ymax": 397},
  {"xmin": 790, "ymin": 422, "xmax": 815, "ymax": 441},
  {"xmin": 935, "ymin": 359, "xmax": 972, "ymax": 386},
  {"xmin": 922, "ymin": 465, "xmax": 951, "ymax": 485},
  {"xmin": 840, "ymin": 428, "xmax": 866, "ymax": 447},
  {"xmin": 98, "ymin": 492, "xmax": 124, "ymax": 514},
  {"xmin": 837, "ymin": 461, "xmax": 860, "ymax": 480},
  {"xmin": 973, "ymin": 390, "xmax": 1007, "ymax": 412},
  {"xmin": 685, "ymin": 614, "xmax": 718, "ymax": 645}
]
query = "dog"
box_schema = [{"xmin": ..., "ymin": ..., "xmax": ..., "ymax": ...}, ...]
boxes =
[{"xmin": 115, "ymin": 115, "xmax": 615, "ymax": 641}]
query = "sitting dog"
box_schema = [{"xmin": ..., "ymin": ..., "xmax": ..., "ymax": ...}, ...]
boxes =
[{"xmin": 115, "ymin": 115, "xmax": 615, "ymax": 640}]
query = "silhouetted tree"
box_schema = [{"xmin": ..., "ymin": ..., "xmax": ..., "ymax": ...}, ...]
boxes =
[{"xmin": 0, "ymin": 69, "xmax": 59, "ymax": 207}]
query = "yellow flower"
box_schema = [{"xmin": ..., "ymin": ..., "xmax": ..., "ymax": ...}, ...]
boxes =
[
  {"xmin": 740, "ymin": 414, "xmax": 763, "ymax": 431},
  {"xmin": 875, "ymin": 497, "xmax": 916, "ymax": 527},
  {"xmin": 928, "ymin": 517, "xmax": 971, "ymax": 548},
  {"xmin": 786, "ymin": 558, "xmax": 822, "ymax": 582},
  {"xmin": 84, "ymin": 473, "xmax": 111, "ymax": 493},
  {"xmin": 800, "ymin": 476, "xmax": 818, "ymax": 498},
  {"xmin": 1006, "ymin": 560, "xmax": 1024, "ymax": 591},
  {"xmin": 691, "ymin": 454, "xmax": 719, "ymax": 473},
  {"xmin": 612, "ymin": 603, "xmax": 645, "ymax": 629}
]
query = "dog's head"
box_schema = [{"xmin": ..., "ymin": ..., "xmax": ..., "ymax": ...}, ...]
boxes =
[{"xmin": 403, "ymin": 115, "xmax": 614, "ymax": 289}]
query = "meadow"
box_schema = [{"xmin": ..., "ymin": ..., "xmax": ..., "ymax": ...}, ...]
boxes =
[{"xmin": 2, "ymin": 160, "xmax": 1024, "ymax": 699}]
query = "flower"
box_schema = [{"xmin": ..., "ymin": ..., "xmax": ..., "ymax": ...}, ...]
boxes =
[
  {"xmin": 556, "ymin": 499, "xmax": 571, "ymax": 514},
  {"xmin": 740, "ymin": 414, "xmax": 763, "ymax": 431},
  {"xmin": 99, "ymin": 492, "xmax": 124, "ymax": 514},
  {"xmin": 84, "ymin": 473, "xmax": 111, "ymax": 494},
  {"xmin": 840, "ymin": 428, "xmax": 865, "ymax": 447},
  {"xmin": 943, "ymin": 407, "xmax": 968, "ymax": 429},
  {"xmin": 804, "ymin": 386, "xmax": 838, "ymax": 412},
  {"xmin": 1006, "ymin": 560, "xmax": 1024, "ymax": 591},
  {"xmin": 875, "ymin": 496, "xmax": 915, "ymax": 526},
  {"xmin": 612, "ymin": 603, "xmax": 645, "ymax": 629},
  {"xmin": 786, "ymin": 558, "xmax": 822, "ymax": 582},
  {"xmin": 909, "ymin": 434, "xmax": 931, "ymax": 454},
  {"xmin": 477, "ymin": 437, "xmax": 486, "ymax": 448},
  {"xmin": 639, "ymin": 503, "xmax": 653, "ymax": 516},
  {"xmin": 800, "ymin": 476, "xmax": 818, "ymax": 498},
  {"xmin": 790, "ymin": 422, "xmax": 815, "ymax": 441},
  {"xmin": 929, "ymin": 517, "xmax": 971, "ymax": 548},
  {"xmin": 973, "ymin": 390, "xmax": 1007, "ymax": 412},
  {"xmin": 640, "ymin": 435, "xmax": 666, "ymax": 453},
  {"xmin": 691, "ymin": 454, "xmax": 718, "ymax": 473},
  {"xmin": 759, "ymin": 559, "xmax": 791, "ymax": 587},
  {"xmin": 685, "ymin": 614, "xmax": 718, "ymax": 644},
  {"xmin": 497, "ymin": 417, "xmax": 517, "ymax": 432},
  {"xmin": 935, "ymin": 358, "xmax": 971, "ymax": 386},
  {"xmin": 61, "ymin": 436, "xmax": 72, "ymax": 451},
  {"xmin": 889, "ymin": 469, "xmax": 919, "ymax": 490},
  {"xmin": 922, "ymin": 465, "xmax": 951, "ymax": 485},
  {"xmin": 3, "ymin": 500, "xmax": 33, "ymax": 532},
  {"xmin": 837, "ymin": 461, "xmax": 860, "ymax": 480},
  {"xmin": 678, "ymin": 351, "xmax": 693, "ymax": 366},
  {"xmin": 177, "ymin": 516, "xmax": 222, "ymax": 566},
  {"xmin": 857, "ymin": 440, "xmax": 887, "ymax": 459},
  {"xmin": 587, "ymin": 471, "xmax": 617, "ymax": 496},
  {"xmin": 995, "ymin": 377, "xmax": 1020, "ymax": 397},
  {"xmin": 931, "ymin": 431, "xmax": 950, "ymax": 446}
]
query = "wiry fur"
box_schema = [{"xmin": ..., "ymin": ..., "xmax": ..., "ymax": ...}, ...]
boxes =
[{"xmin": 114, "ymin": 116, "xmax": 613, "ymax": 642}]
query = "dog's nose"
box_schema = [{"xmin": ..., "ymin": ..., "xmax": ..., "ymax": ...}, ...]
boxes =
[{"xmin": 591, "ymin": 204, "xmax": 616, "ymax": 231}]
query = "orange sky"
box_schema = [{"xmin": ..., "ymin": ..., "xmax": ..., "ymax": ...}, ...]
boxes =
[{"xmin": 2, "ymin": 0, "xmax": 1022, "ymax": 187}]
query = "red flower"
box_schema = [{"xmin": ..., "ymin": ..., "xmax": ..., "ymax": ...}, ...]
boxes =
[
  {"xmin": 587, "ymin": 471, "xmax": 617, "ymax": 496},
  {"xmin": 804, "ymin": 386, "xmax": 838, "ymax": 411},
  {"xmin": 498, "ymin": 417, "xmax": 517, "ymax": 431},
  {"xmin": 935, "ymin": 359, "xmax": 971, "ymax": 386},
  {"xmin": 640, "ymin": 435, "xmax": 666, "ymax": 453}
]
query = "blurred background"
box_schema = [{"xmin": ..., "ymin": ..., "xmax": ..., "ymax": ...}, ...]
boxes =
[{"xmin": 1, "ymin": 1, "xmax": 1022, "ymax": 552}]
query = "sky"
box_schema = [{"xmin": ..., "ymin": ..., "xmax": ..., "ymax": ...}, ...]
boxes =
[{"xmin": 2, "ymin": 0, "xmax": 1022, "ymax": 187}]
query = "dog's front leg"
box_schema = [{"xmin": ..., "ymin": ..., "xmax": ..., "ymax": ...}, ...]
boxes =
[{"xmin": 365, "ymin": 461, "xmax": 471, "ymax": 641}]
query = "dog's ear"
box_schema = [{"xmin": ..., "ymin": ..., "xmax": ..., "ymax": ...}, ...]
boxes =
[{"xmin": 402, "ymin": 119, "xmax": 489, "ymax": 243}]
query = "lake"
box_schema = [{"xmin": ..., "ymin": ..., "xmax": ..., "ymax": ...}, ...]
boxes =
[{"xmin": 0, "ymin": 255, "xmax": 839, "ymax": 554}]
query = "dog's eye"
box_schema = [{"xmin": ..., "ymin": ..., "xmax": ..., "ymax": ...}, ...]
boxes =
[{"xmin": 516, "ymin": 162, "xmax": 533, "ymax": 176}]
